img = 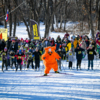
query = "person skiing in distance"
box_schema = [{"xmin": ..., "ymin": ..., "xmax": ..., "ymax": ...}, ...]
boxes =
[
  {"xmin": 1, "ymin": 47, "xmax": 8, "ymax": 72},
  {"xmin": 75, "ymin": 45, "xmax": 85, "ymax": 70},
  {"xmin": 57, "ymin": 48, "xmax": 63, "ymax": 71},
  {"xmin": 87, "ymin": 45, "xmax": 97, "ymax": 70},
  {"xmin": 15, "ymin": 49, "xmax": 25, "ymax": 71},
  {"xmin": 33, "ymin": 47, "xmax": 41, "ymax": 71},
  {"xmin": 27, "ymin": 48, "xmax": 34, "ymax": 70}
]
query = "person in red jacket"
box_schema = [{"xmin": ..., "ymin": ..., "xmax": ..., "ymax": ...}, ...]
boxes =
[
  {"xmin": 15, "ymin": 49, "xmax": 25, "ymax": 71},
  {"xmin": 64, "ymin": 33, "xmax": 69, "ymax": 39}
]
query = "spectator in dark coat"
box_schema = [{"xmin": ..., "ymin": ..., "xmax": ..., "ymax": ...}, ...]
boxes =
[
  {"xmin": 42, "ymin": 38, "xmax": 51, "ymax": 47},
  {"xmin": 75, "ymin": 45, "xmax": 85, "ymax": 70},
  {"xmin": 85, "ymin": 37, "xmax": 90, "ymax": 49},
  {"xmin": 15, "ymin": 39, "xmax": 18, "ymax": 53},
  {"xmin": 55, "ymin": 40, "xmax": 62, "ymax": 51},
  {"xmin": 7, "ymin": 37, "xmax": 12, "ymax": 50},
  {"xmin": 9, "ymin": 40, "xmax": 16, "ymax": 52},
  {"xmin": 87, "ymin": 45, "xmax": 96, "ymax": 70},
  {"xmin": 56, "ymin": 35, "xmax": 61, "ymax": 42},
  {"xmin": 1, "ymin": 39, "xmax": 6, "ymax": 51}
]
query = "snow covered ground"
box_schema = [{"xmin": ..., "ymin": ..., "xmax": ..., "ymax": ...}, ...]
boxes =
[
  {"xmin": 0, "ymin": 22, "xmax": 100, "ymax": 100},
  {"xmin": 0, "ymin": 56, "xmax": 100, "ymax": 100}
]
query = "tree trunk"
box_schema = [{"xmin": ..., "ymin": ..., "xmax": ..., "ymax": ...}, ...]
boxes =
[
  {"xmin": 60, "ymin": 15, "xmax": 63, "ymax": 29},
  {"xmin": 12, "ymin": 0, "xmax": 31, "ymax": 38},
  {"xmin": 89, "ymin": 0, "xmax": 94, "ymax": 38},
  {"xmin": 29, "ymin": 12, "xmax": 33, "ymax": 39},
  {"xmin": 45, "ymin": 22, "xmax": 50, "ymax": 38},
  {"xmin": 97, "ymin": 3, "xmax": 100, "ymax": 30},
  {"xmin": 64, "ymin": 2, "xmax": 67, "ymax": 31},
  {"xmin": 56, "ymin": 16, "xmax": 58, "ymax": 28},
  {"xmin": 2, "ymin": 0, "xmax": 7, "ymax": 28},
  {"xmin": 51, "ymin": 16, "xmax": 54, "ymax": 32},
  {"xmin": 13, "ymin": 13, "xmax": 17, "ymax": 37},
  {"xmin": 8, "ymin": 0, "xmax": 12, "ymax": 36}
]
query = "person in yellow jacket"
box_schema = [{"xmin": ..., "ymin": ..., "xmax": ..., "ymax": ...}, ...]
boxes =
[
  {"xmin": 65, "ymin": 42, "xmax": 71, "ymax": 52},
  {"xmin": 78, "ymin": 38, "xmax": 82, "ymax": 45},
  {"xmin": 73, "ymin": 38, "xmax": 78, "ymax": 49}
]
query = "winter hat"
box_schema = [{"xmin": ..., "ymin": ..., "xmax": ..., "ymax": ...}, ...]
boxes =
[
  {"xmin": 58, "ymin": 48, "xmax": 61, "ymax": 51},
  {"xmin": 21, "ymin": 38, "xmax": 23, "ymax": 41},
  {"xmin": 26, "ymin": 40, "xmax": 29, "ymax": 43},
  {"xmin": 4, "ymin": 47, "xmax": 7, "ymax": 51},
  {"xmin": 29, "ymin": 49, "xmax": 32, "ymax": 53},
  {"xmin": 12, "ymin": 39, "xmax": 15, "ymax": 42},
  {"xmin": 25, "ymin": 44, "xmax": 28, "ymax": 48},
  {"xmin": 20, "ymin": 47, "xmax": 23, "ymax": 50},
  {"xmin": 19, "ymin": 49, "xmax": 22, "ymax": 54},
  {"xmin": 89, "ymin": 44, "xmax": 92, "ymax": 48}
]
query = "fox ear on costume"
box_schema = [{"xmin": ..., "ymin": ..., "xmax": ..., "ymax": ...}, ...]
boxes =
[
  {"xmin": 51, "ymin": 46, "xmax": 56, "ymax": 50},
  {"xmin": 44, "ymin": 46, "xmax": 56, "ymax": 51},
  {"xmin": 44, "ymin": 46, "xmax": 51, "ymax": 51}
]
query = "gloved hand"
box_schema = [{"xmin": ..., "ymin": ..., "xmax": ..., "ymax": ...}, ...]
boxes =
[{"xmin": 43, "ymin": 57, "xmax": 46, "ymax": 59}]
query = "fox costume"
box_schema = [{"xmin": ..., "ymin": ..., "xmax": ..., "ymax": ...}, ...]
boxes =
[{"xmin": 41, "ymin": 46, "xmax": 61, "ymax": 76}]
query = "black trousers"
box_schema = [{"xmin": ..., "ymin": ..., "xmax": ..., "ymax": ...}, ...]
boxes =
[
  {"xmin": 62, "ymin": 52, "xmax": 66, "ymax": 60},
  {"xmin": 35, "ymin": 60, "xmax": 40, "ymax": 69},
  {"xmin": 77, "ymin": 60, "xmax": 82, "ymax": 69},
  {"xmin": 16, "ymin": 63, "xmax": 22, "ymax": 71},
  {"xmin": 2, "ymin": 60, "xmax": 7, "ymax": 71},
  {"xmin": 16, "ymin": 59, "xmax": 22, "ymax": 71},
  {"xmin": 27, "ymin": 60, "xmax": 34, "ymax": 69},
  {"xmin": 69, "ymin": 61, "xmax": 72, "ymax": 68},
  {"xmin": 11, "ymin": 58, "xmax": 16, "ymax": 68}
]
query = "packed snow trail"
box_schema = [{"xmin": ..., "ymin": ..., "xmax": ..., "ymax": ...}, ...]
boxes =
[{"xmin": 0, "ymin": 60, "xmax": 100, "ymax": 100}]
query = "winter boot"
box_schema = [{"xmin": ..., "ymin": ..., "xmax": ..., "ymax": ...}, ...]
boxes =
[
  {"xmin": 79, "ymin": 65, "xmax": 81, "ymax": 70},
  {"xmin": 77, "ymin": 66, "xmax": 78, "ymax": 70},
  {"xmin": 55, "ymin": 71, "xmax": 59, "ymax": 73},
  {"xmin": 91, "ymin": 67, "xmax": 93, "ymax": 70},
  {"xmin": 44, "ymin": 73, "xmax": 47, "ymax": 76},
  {"xmin": 87, "ymin": 67, "xmax": 89, "ymax": 70}
]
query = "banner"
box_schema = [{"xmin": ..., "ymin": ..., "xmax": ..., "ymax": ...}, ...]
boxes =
[
  {"xmin": 0, "ymin": 28, "xmax": 8, "ymax": 41},
  {"xmin": 30, "ymin": 19, "xmax": 40, "ymax": 40}
]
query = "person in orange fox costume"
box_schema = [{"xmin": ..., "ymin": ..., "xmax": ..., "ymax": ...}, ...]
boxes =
[{"xmin": 41, "ymin": 46, "xmax": 61, "ymax": 76}]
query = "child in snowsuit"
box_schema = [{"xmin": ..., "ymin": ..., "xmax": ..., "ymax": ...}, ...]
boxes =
[
  {"xmin": 10, "ymin": 51, "xmax": 16, "ymax": 69},
  {"xmin": 87, "ymin": 45, "xmax": 96, "ymax": 70},
  {"xmin": 1, "ymin": 47, "xmax": 8, "ymax": 72},
  {"xmin": 15, "ymin": 49, "xmax": 25, "ymax": 71},
  {"xmin": 27, "ymin": 48, "xmax": 34, "ymax": 69},
  {"xmin": 66, "ymin": 49, "xmax": 74, "ymax": 69},
  {"xmin": 57, "ymin": 48, "xmax": 63, "ymax": 71}
]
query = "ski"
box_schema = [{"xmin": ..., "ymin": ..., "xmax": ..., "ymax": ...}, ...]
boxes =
[
  {"xmin": 50, "ymin": 72, "xmax": 73, "ymax": 75},
  {"xmin": 35, "ymin": 75, "xmax": 52, "ymax": 77},
  {"xmin": 58, "ymin": 72, "xmax": 73, "ymax": 75}
]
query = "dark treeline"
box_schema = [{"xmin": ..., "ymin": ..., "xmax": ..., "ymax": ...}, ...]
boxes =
[{"xmin": 0, "ymin": 0, "xmax": 100, "ymax": 39}]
